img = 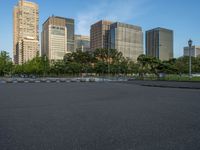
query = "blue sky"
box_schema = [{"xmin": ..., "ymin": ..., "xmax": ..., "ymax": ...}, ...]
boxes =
[{"xmin": 0, "ymin": 0, "xmax": 200, "ymax": 58}]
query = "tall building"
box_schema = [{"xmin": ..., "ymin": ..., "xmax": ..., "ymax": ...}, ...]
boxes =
[
  {"xmin": 90, "ymin": 20, "xmax": 143, "ymax": 61},
  {"xmin": 110, "ymin": 22, "xmax": 143, "ymax": 61},
  {"xmin": 41, "ymin": 16, "xmax": 74, "ymax": 60},
  {"xmin": 146, "ymin": 27, "xmax": 173, "ymax": 61},
  {"xmin": 65, "ymin": 18, "xmax": 75, "ymax": 52},
  {"xmin": 90, "ymin": 20, "xmax": 113, "ymax": 51},
  {"xmin": 75, "ymin": 35, "xmax": 90, "ymax": 52},
  {"xmin": 183, "ymin": 46, "xmax": 200, "ymax": 57},
  {"xmin": 13, "ymin": 0, "xmax": 39, "ymax": 64}
]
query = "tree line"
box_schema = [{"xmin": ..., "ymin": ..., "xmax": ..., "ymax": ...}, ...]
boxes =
[{"xmin": 0, "ymin": 49, "xmax": 200, "ymax": 77}]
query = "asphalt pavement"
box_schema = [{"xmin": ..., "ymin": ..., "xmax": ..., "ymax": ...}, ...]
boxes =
[{"xmin": 0, "ymin": 82, "xmax": 200, "ymax": 150}]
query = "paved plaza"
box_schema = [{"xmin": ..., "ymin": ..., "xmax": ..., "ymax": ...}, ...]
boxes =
[{"xmin": 0, "ymin": 82, "xmax": 200, "ymax": 150}]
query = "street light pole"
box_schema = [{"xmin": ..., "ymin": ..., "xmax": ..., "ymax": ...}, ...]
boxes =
[
  {"xmin": 188, "ymin": 39, "xmax": 192, "ymax": 79},
  {"xmin": 108, "ymin": 49, "xmax": 110, "ymax": 78},
  {"xmin": 44, "ymin": 55, "xmax": 47, "ymax": 77}
]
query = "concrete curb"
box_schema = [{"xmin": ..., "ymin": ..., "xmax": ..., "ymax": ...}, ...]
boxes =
[
  {"xmin": 141, "ymin": 84, "xmax": 200, "ymax": 90},
  {"xmin": 0, "ymin": 78, "xmax": 126, "ymax": 84}
]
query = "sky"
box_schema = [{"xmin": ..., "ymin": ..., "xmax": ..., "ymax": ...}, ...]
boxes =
[{"xmin": 0, "ymin": 0, "xmax": 200, "ymax": 58}]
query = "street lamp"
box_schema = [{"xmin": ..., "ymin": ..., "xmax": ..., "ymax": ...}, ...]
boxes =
[
  {"xmin": 188, "ymin": 39, "xmax": 192, "ymax": 79},
  {"xmin": 108, "ymin": 49, "xmax": 110, "ymax": 78},
  {"xmin": 44, "ymin": 55, "xmax": 47, "ymax": 77}
]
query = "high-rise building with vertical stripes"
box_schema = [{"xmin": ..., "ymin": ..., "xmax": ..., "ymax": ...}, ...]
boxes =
[
  {"xmin": 90, "ymin": 20, "xmax": 143, "ymax": 61},
  {"xmin": 90, "ymin": 20, "xmax": 113, "ymax": 51},
  {"xmin": 110, "ymin": 22, "xmax": 143, "ymax": 61},
  {"xmin": 75, "ymin": 35, "xmax": 90, "ymax": 52},
  {"xmin": 146, "ymin": 28, "xmax": 173, "ymax": 61},
  {"xmin": 41, "ymin": 16, "xmax": 74, "ymax": 61},
  {"xmin": 13, "ymin": 0, "xmax": 39, "ymax": 64}
]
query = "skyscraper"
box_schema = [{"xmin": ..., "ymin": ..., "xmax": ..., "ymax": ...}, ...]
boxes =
[
  {"xmin": 90, "ymin": 20, "xmax": 113, "ymax": 51},
  {"xmin": 146, "ymin": 27, "xmax": 173, "ymax": 61},
  {"xmin": 13, "ymin": 0, "xmax": 39, "ymax": 64},
  {"xmin": 42, "ymin": 16, "xmax": 67, "ymax": 60},
  {"xmin": 75, "ymin": 35, "xmax": 90, "ymax": 52},
  {"xmin": 41, "ymin": 16, "xmax": 74, "ymax": 61},
  {"xmin": 110, "ymin": 22, "xmax": 143, "ymax": 61},
  {"xmin": 183, "ymin": 46, "xmax": 200, "ymax": 57},
  {"xmin": 90, "ymin": 20, "xmax": 143, "ymax": 61},
  {"xmin": 65, "ymin": 18, "xmax": 75, "ymax": 52}
]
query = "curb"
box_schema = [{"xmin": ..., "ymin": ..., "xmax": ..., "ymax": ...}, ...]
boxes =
[
  {"xmin": 0, "ymin": 79, "xmax": 121, "ymax": 84},
  {"xmin": 141, "ymin": 84, "xmax": 200, "ymax": 90}
]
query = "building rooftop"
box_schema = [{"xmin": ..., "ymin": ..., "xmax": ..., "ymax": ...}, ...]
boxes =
[
  {"xmin": 18, "ymin": 0, "xmax": 38, "ymax": 7},
  {"xmin": 111, "ymin": 22, "xmax": 142, "ymax": 30},
  {"xmin": 43, "ymin": 15, "xmax": 74, "ymax": 26},
  {"xmin": 91, "ymin": 20, "xmax": 113, "ymax": 27},
  {"xmin": 146, "ymin": 27, "xmax": 173, "ymax": 32}
]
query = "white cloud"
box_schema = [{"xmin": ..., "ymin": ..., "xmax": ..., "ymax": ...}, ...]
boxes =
[{"xmin": 76, "ymin": 0, "xmax": 150, "ymax": 35}]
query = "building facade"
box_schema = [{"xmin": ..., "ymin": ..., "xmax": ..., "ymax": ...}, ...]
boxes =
[
  {"xmin": 65, "ymin": 18, "xmax": 75, "ymax": 52},
  {"xmin": 41, "ymin": 16, "xmax": 74, "ymax": 61},
  {"xmin": 183, "ymin": 46, "xmax": 200, "ymax": 57},
  {"xmin": 13, "ymin": 0, "xmax": 39, "ymax": 64},
  {"xmin": 110, "ymin": 22, "xmax": 143, "ymax": 61},
  {"xmin": 74, "ymin": 35, "xmax": 90, "ymax": 52},
  {"xmin": 146, "ymin": 28, "xmax": 173, "ymax": 61},
  {"xmin": 90, "ymin": 20, "xmax": 113, "ymax": 51}
]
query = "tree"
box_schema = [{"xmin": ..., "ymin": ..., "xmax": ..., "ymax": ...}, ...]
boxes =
[
  {"xmin": 0, "ymin": 51, "xmax": 13, "ymax": 76},
  {"xmin": 50, "ymin": 61, "xmax": 65, "ymax": 76},
  {"xmin": 137, "ymin": 54, "xmax": 150, "ymax": 78},
  {"xmin": 137, "ymin": 55, "xmax": 167, "ymax": 79},
  {"xmin": 63, "ymin": 51, "xmax": 95, "ymax": 75},
  {"xmin": 193, "ymin": 57, "xmax": 200, "ymax": 73},
  {"xmin": 94, "ymin": 48, "xmax": 126, "ymax": 75},
  {"xmin": 94, "ymin": 61, "xmax": 108, "ymax": 75},
  {"xmin": 128, "ymin": 61, "xmax": 139, "ymax": 75},
  {"xmin": 118, "ymin": 59, "xmax": 129, "ymax": 75},
  {"xmin": 12, "ymin": 55, "xmax": 50, "ymax": 76},
  {"xmin": 148, "ymin": 57, "xmax": 162, "ymax": 78}
]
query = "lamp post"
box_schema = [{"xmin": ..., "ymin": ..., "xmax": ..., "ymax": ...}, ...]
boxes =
[
  {"xmin": 188, "ymin": 39, "xmax": 192, "ymax": 79},
  {"xmin": 108, "ymin": 49, "xmax": 110, "ymax": 78},
  {"xmin": 44, "ymin": 55, "xmax": 47, "ymax": 77}
]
